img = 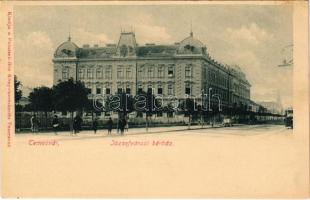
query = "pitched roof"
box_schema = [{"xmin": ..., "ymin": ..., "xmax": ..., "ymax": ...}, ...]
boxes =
[
  {"xmin": 136, "ymin": 45, "xmax": 177, "ymax": 57},
  {"xmin": 77, "ymin": 47, "xmax": 117, "ymax": 59}
]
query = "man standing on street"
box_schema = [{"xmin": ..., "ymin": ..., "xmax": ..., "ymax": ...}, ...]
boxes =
[
  {"xmin": 52, "ymin": 115, "xmax": 59, "ymax": 135},
  {"xmin": 73, "ymin": 114, "xmax": 83, "ymax": 135},
  {"xmin": 107, "ymin": 117, "xmax": 113, "ymax": 135}
]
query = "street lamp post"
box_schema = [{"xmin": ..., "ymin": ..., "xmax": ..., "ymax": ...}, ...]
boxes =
[{"xmin": 201, "ymin": 89, "xmax": 205, "ymax": 128}]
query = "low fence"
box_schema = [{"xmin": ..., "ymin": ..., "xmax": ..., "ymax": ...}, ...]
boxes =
[{"xmin": 15, "ymin": 111, "xmax": 285, "ymax": 132}]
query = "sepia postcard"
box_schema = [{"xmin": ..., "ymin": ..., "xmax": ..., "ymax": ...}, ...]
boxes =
[{"xmin": 0, "ymin": 1, "xmax": 309, "ymax": 198}]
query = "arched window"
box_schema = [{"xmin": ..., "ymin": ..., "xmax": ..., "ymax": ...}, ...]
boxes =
[
  {"xmin": 157, "ymin": 85, "xmax": 163, "ymax": 95},
  {"xmin": 137, "ymin": 84, "xmax": 143, "ymax": 94}
]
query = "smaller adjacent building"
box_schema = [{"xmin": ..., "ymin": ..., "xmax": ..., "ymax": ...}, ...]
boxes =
[{"xmin": 257, "ymin": 101, "xmax": 283, "ymax": 115}]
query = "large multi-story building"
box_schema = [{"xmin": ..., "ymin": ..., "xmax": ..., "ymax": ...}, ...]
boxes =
[{"xmin": 53, "ymin": 31, "xmax": 251, "ymax": 111}]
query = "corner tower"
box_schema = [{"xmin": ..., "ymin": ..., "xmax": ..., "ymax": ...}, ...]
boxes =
[{"xmin": 52, "ymin": 36, "xmax": 79, "ymax": 84}]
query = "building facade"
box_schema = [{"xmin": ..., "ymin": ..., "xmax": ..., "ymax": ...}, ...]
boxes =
[{"xmin": 53, "ymin": 31, "xmax": 251, "ymax": 111}]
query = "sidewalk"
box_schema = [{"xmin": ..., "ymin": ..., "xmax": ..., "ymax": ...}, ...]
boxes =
[{"xmin": 16, "ymin": 123, "xmax": 229, "ymax": 138}]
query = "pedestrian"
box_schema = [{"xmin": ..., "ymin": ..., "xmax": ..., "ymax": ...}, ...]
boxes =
[
  {"xmin": 30, "ymin": 114, "xmax": 39, "ymax": 133},
  {"xmin": 125, "ymin": 117, "xmax": 129, "ymax": 132},
  {"xmin": 120, "ymin": 118, "xmax": 125, "ymax": 135},
  {"xmin": 30, "ymin": 115, "xmax": 35, "ymax": 132},
  {"xmin": 117, "ymin": 118, "xmax": 121, "ymax": 134},
  {"xmin": 73, "ymin": 114, "xmax": 83, "ymax": 134},
  {"xmin": 107, "ymin": 117, "xmax": 113, "ymax": 135},
  {"xmin": 92, "ymin": 118, "xmax": 98, "ymax": 134},
  {"xmin": 52, "ymin": 115, "xmax": 59, "ymax": 135}
]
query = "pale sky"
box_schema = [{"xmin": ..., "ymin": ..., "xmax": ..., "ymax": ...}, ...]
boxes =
[{"xmin": 14, "ymin": 4, "xmax": 293, "ymax": 107}]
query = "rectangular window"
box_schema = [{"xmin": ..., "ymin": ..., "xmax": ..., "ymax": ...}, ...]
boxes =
[
  {"xmin": 126, "ymin": 67, "xmax": 131, "ymax": 78},
  {"xmin": 138, "ymin": 68, "xmax": 143, "ymax": 78},
  {"xmin": 78, "ymin": 69, "xmax": 84, "ymax": 79},
  {"xmin": 62, "ymin": 68, "xmax": 69, "ymax": 79},
  {"xmin": 168, "ymin": 84, "xmax": 173, "ymax": 95},
  {"xmin": 147, "ymin": 87, "xmax": 152, "ymax": 94},
  {"xmin": 212, "ymin": 73, "xmax": 215, "ymax": 82},
  {"xmin": 105, "ymin": 88, "xmax": 111, "ymax": 94},
  {"xmin": 126, "ymin": 88, "xmax": 131, "ymax": 94},
  {"xmin": 87, "ymin": 68, "xmax": 93, "ymax": 79},
  {"xmin": 158, "ymin": 66, "xmax": 164, "ymax": 78},
  {"xmin": 96, "ymin": 87, "xmax": 101, "ymax": 94},
  {"xmin": 185, "ymin": 87, "xmax": 191, "ymax": 95},
  {"xmin": 168, "ymin": 66, "xmax": 174, "ymax": 77},
  {"xmin": 185, "ymin": 65, "xmax": 192, "ymax": 78},
  {"xmin": 117, "ymin": 66, "xmax": 123, "ymax": 78},
  {"xmin": 138, "ymin": 87, "xmax": 143, "ymax": 94},
  {"xmin": 148, "ymin": 67, "xmax": 154, "ymax": 78},
  {"xmin": 158, "ymin": 87, "xmax": 163, "ymax": 95},
  {"xmin": 117, "ymin": 88, "xmax": 123, "ymax": 94},
  {"xmin": 185, "ymin": 83, "xmax": 191, "ymax": 95},
  {"xmin": 96, "ymin": 68, "xmax": 102, "ymax": 79},
  {"xmin": 105, "ymin": 67, "xmax": 111, "ymax": 79}
]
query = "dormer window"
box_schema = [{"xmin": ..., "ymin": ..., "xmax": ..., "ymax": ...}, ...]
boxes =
[
  {"xmin": 202, "ymin": 47, "xmax": 206, "ymax": 54},
  {"xmin": 120, "ymin": 45, "xmax": 128, "ymax": 57},
  {"xmin": 128, "ymin": 46, "xmax": 134, "ymax": 53},
  {"xmin": 177, "ymin": 35, "xmax": 205, "ymax": 55},
  {"xmin": 61, "ymin": 49, "xmax": 72, "ymax": 56}
]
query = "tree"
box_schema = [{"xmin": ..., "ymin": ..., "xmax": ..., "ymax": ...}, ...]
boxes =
[
  {"xmin": 117, "ymin": 92, "xmax": 134, "ymax": 131},
  {"xmin": 28, "ymin": 86, "xmax": 53, "ymax": 128},
  {"xmin": 52, "ymin": 78, "xmax": 89, "ymax": 131},
  {"xmin": 163, "ymin": 102, "xmax": 176, "ymax": 124},
  {"xmin": 134, "ymin": 90, "xmax": 160, "ymax": 132},
  {"xmin": 85, "ymin": 98, "xmax": 103, "ymax": 122},
  {"xmin": 104, "ymin": 91, "xmax": 134, "ymax": 132},
  {"xmin": 179, "ymin": 97, "xmax": 197, "ymax": 129},
  {"xmin": 14, "ymin": 75, "xmax": 22, "ymax": 103},
  {"xmin": 118, "ymin": 92, "xmax": 134, "ymax": 118}
]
